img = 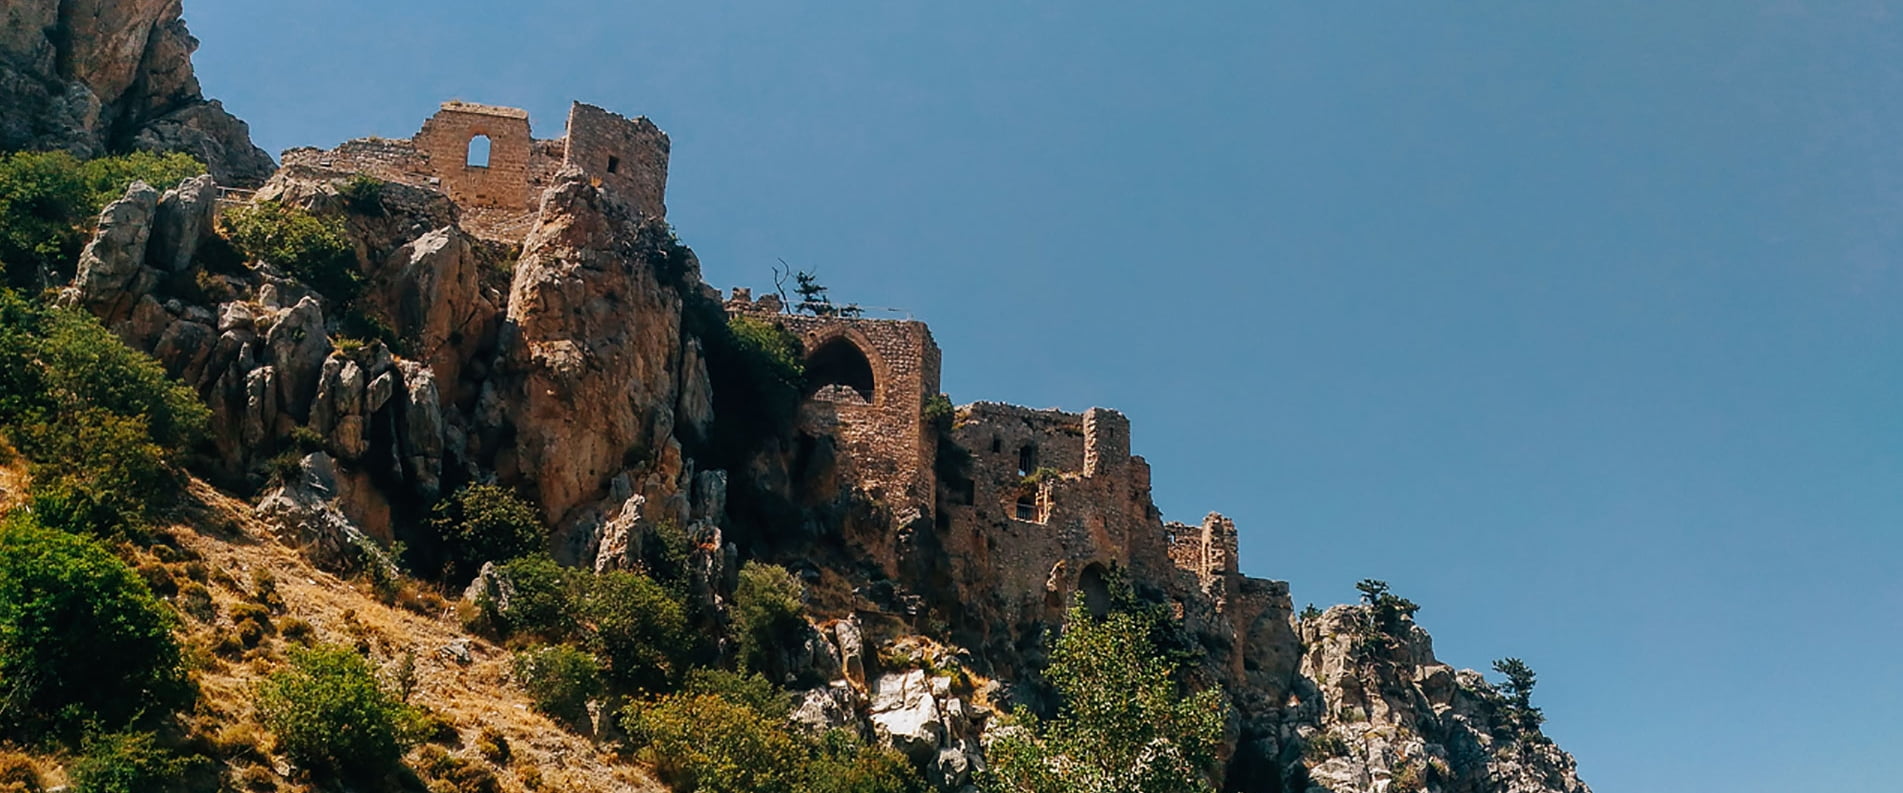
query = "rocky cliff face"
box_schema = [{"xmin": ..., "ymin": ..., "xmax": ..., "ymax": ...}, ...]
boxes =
[{"xmin": 0, "ymin": 0, "xmax": 273, "ymax": 185}]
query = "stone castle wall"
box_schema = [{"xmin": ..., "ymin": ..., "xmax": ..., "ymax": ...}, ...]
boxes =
[
  {"xmin": 280, "ymin": 100, "xmax": 669, "ymax": 241},
  {"xmin": 728, "ymin": 290, "xmax": 942, "ymax": 510}
]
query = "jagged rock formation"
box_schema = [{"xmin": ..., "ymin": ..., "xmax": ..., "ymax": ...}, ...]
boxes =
[
  {"xmin": 43, "ymin": 81, "xmax": 1593, "ymax": 793},
  {"xmin": 0, "ymin": 0, "xmax": 273, "ymax": 185}
]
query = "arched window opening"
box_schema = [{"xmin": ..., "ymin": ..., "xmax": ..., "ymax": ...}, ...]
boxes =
[
  {"xmin": 1017, "ymin": 444, "xmax": 1037, "ymax": 476},
  {"xmin": 805, "ymin": 337, "xmax": 876, "ymax": 403},
  {"xmin": 1015, "ymin": 494, "xmax": 1038, "ymax": 521},
  {"xmin": 466, "ymin": 134, "xmax": 492, "ymax": 167},
  {"xmin": 1078, "ymin": 563, "xmax": 1111, "ymax": 618}
]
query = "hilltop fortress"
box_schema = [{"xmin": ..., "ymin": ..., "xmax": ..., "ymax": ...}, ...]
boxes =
[
  {"xmin": 286, "ymin": 101, "xmax": 1281, "ymax": 645},
  {"xmin": 58, "ymin": 89, "xmax": 1591, "ymax": 792}
]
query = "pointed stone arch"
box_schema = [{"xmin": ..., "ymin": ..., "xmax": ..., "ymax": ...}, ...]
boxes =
[{"xmin": 802, "ymin": 328, "xmax": 883, "ymax": 406}]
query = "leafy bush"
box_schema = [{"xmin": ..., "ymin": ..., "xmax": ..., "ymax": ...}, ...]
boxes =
[
  {"xmin": 622, "ymin": 685, "xmax": 920, "ymax": 793},
  {"xmin": 805, "ymin": 731, "xmax": 923, "ymax": 793},
  {"xmin": 0, "ymin": 291, "xmax": 208, "ymax": 534},
  {"xmin": 70, "ymin": 731, "xmax": 200, "ymax": 793},
  {"xmin": 0, "ymin": 514, "xmax": 185, "ymax": 740},
  {"xmin": 219, "ymin": 200, "xmax": 359, "ymax": 302},
  {"xmin": 622, "ymin": 691, "xmax": 805, "ymax": 793},
  {"xmin": 984, "ymin": 602, "xmax": 1227, "ymax": 793},
  {"xmin": 513, "ymin": 645, "xmax": 601, "ymax": 727},
  {"xmin": 732, "ymin": 563, "xmax": 806, "ymax": 676},
  {"xmin": 338, "ymin": 174, "xmax": 386, "ymax": 216},
  {"xmin": 477, "ymin": 554, "xmax": 581, "ymax": 641},
  {"xmin": 580, "ymin": 569, "xmax": 689, "ymax": 692},
  {"xmin": 727, "ymin": 315, "xmax": 804, "ymax": 388},
  {"xmin": 429, "ymin": 484, "xmax": 546, "ymax": 582},
  {"xmin": 681, "ymin": 668, "xmax": 788, "ymax": 716},
  {"xmin": 0, "ymin": 150, "xmax": 204, "ymax": 288},
  {"xmin": 256, "ymin": 644, "xmax": 419, "ymax": 779}
]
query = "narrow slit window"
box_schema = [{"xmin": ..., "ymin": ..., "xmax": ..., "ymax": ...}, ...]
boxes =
[
  {"xmin": 466, "ymin": 134, "xmax": 492, "ymax": 167},
  {"xmin": 606, "ymin": 155, "xmax": 621, "ymax": 174}
]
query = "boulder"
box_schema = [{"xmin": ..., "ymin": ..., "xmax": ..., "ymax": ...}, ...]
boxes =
[
  {"xmin": 266, "ymin": 296, "xmax": 329, "ymax": 422},
  {"xmin": 146, "ymin": 173, "xmax": 217, "ymax": 272},
  {"xmin": 68, "ymin": 181, "xmax": 160, "ymax": 324},
  {"xmin": 869, "ymin": 670, "xmax": 944, "ymax": 765}
]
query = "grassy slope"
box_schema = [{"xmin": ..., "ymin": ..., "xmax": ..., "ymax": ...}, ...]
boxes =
[{"xmin": 1, "ymin": 458, "xmax": 665, "ymax": 793}]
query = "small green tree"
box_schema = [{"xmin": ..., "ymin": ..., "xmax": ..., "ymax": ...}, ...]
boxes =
[
  {"xmin": 0, "ymin": 514, "xmax": 185, "ymax": 739},
  {"xmin": 429, "ymin": 484, "xmax": 546, "ymax": 581},
  {"xmin": 1491, "ymin": 657, "xmax": 1545, "ymax": 732},
  {"xmin": 579, "ymin": 570, "xmax": 690, "ymax": 692},
  {"xmin": 1354, "ymin": 579, "xmax": 1420, "ymax": 648},
  {"xmin": 257, "ymin": 644, "xmax": 418, "ymax": 780},
  {"xmin": 513, "ymin": 645, "xmax": 602, "ymax": 728},
  {"xmin": 732, "ymin": 563, "xmax": 806, "ymax": 677},
  {"xmin": 984, "ymin": 602, "xmax": 1226, "ymax": 793},
  {"xmin": 477, "ymin": 554, "xmax": 582, "ymax": 641},
  {"xmin": 623, "ymin": 691, "xmax": 805, "ymax": 793}
]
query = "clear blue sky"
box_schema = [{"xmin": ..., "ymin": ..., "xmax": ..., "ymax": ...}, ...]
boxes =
[{"xmin": 184, "ymin": 2, "xmax": 1901, "ymax": 790}]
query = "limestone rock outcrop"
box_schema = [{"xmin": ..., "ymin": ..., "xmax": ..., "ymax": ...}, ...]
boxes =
[
  {"xmin": 0, "ymin": 0, "xmax": 273, "ymax": 185},
  {"xmin": 481, "ymin": 168, "xmax": 684, "ymax": 550}
]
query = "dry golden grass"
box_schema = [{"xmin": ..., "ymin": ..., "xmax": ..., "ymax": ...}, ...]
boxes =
[{"xmin": 168, "ymin": 478, "xmax": 667, "ymax": 793}]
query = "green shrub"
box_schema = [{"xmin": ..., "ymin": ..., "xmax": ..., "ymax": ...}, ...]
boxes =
[
  {"xmin": 479, "ymin": 554, "xmax": 580, "ymax": 641},
  {"xmin": 256, "ymin": 644, "xmax": 418, "ymax": 779},
  {"xmin": 726, "ymin": 315, "xmax": 804, "ymax": 387},
  {"xmin": 622, "ymin": 692, "xmax": 805, "ymax": 793},
  {"xmin": 1302, "ymin": 731, "xmax": 1350, "ymax": 762},
  {"xmin": 681, "ymin": 668, "xmax": 788, "ymax": 716},
  {"xmin": 622, "ymin": 687, "xmax": 920, "ymax": 793},
  {"xmin": 805, "ymin": 731, "xmax": 923, "ymax": 793},
  {"xmin": 429, "ymin": 484, "xmax": 546, "ymax": 582},
  {"xmin": 579, "ymin": 569, "xmax": 689, "ymax": 692},
  {"xmin": 338, "ymin": 174, "xmax": 385, "ymax": 215},
  {"xmin": 0, "ymin": 515, "xmax": 185, "ymax": 740},
  {"xmin": 984, "ymin": 601, "xmax": 1227, "ymax": 793},
  {"xmin": 732, "ymin": 563, "xmax": 806, "ymax": 677},
  {"xmin": 70, "ymin": 731, "xmax": 200, "ymax": 793},
  {"xmin": 0, "ymin": 150, "xmax": 204, "ymax": 288},
  {"xmin": 0, "ymin": 292, "xmax": 207, "ymax": 534},
  {"xmin": 512, "ymin": 645, "xmax": 601, "ymax": 728},
  {"xmin": 219, "ymin": 200, "xmax": 359, "ymax": 303}
]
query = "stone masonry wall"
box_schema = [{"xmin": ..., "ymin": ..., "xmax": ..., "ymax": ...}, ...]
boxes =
[
  {"xmin": 725, "ymin": 292, "xmax": 942, "ymax": 512},
  {"xmin": 563, "ymin": 103, "xmax": 670, "ymax": 219},
  {"xmin": 412, "ymin": 101, "xmax": 536, "ymax": 212},
  {"xmin": 279, "ymin": 100, "xmax": 670, "ymax": 241}
]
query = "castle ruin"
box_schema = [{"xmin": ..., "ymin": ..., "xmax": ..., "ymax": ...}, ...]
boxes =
[{"xmin": 281, "ymin": 100, "xmax": 669, "ymax": 240}]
